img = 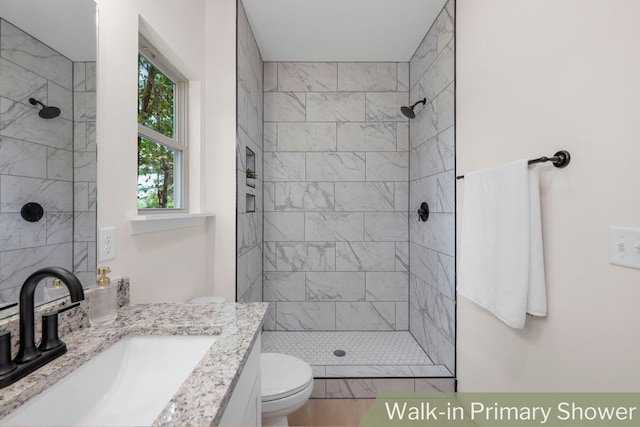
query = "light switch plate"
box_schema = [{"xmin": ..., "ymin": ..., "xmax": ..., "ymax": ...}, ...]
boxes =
[
  {"xmin": 609, "ymin": 226, "xmax": 640, "ymax": 269},
  {"xmin": 98, "ymin": 227, "xmax": 116, "ymax": 262}
]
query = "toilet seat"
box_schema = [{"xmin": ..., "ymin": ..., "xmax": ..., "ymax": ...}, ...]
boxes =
[{"xmin": 261, "ymin": 353, "xmax": 313, "ymax": 402}]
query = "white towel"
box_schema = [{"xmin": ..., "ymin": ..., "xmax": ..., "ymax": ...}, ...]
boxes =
[{"xmin": 458, "ymin": 160, "xmax": 547, "ymax": 329}]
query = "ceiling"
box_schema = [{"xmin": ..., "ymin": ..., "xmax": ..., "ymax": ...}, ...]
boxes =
[
  {"xmin": 0, "ymin": 0, "xmax": 96, "ymax": 61},
  {"xmin": 242, "ymin": 0, "xmax": 448, "ymax": 62}
]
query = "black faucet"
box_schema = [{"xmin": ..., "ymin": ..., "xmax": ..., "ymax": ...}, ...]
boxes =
[{"xmin": 0, "ymin": 267, "xmax": 85, "ymax": 388}]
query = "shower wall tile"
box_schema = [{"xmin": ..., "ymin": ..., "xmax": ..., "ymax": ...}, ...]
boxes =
[
  {"xmin": 274, "ymin": 182, "xmax": 334, "ymax": 212},
  {"xmin": 0, "ymin": 20, "xmax": 73, "ymax": 90},
  {"xmin": 264, "ymin": 242, "xmax": 277, "ymax": 272},
  {"xmin": 410, "ymin": 29, "xmax": 437, "ymax": 90},
  {"xmin": 264, "ymin": 212, "xmax": 305, "ymax": 241},
  {"xmin": 336, "ymin": 242, "xmax": 396, "ymax": 272},
  {"xmin": 278, "ymin": 62, "xmax": 337, "ymax": 92},
  {"xmin": 74, "ymin": 182, "xmax": 89, "ymax": 212},
  {"xmin": 397, "ymin": 63, "xmax": 410, "ymax": 92},
  {"xmin": 263, "ymin": 152, "xmax": 305, "ymax": 181},
  {"xmin": 264, "ymin": 92, "xmax": 305, "ymax": 121},
  {"xmin": 0, "ymin": 175, "xmax": 72, "ymax": 212},
  {"xmin": 73, "ymin": 92, "xmax": 96, "ymax": 122},
  {"xmin": 365, "ymin": 92, "xmax": 409, "ymax": 122},
  {"xmin": 365, "ymin": 152, "xmax": 408, "ymax": 181},
  {"xmin": 336, "ymin": 122, "xmax": 396, "ymax": 152},
  {"xmin": 438, "ymin": 253, "xmax": 455, "ymax": 300},
  {"xmin": 338, "ymin": 63, "xmax": 397, "ymax": 92},
  {"xmin": 0, "ymin": 97, "xmax": 73, "ymax": 149},
  {"xmin": 0, "ymin": 58, "xmax": 47, "ymax": 103},
  {"xmin": 264, "ymin": 62, "xmax": 277, "ymax": 92},
  {"xmin": 306, "ymin": 92, "xmax": 365, "ymax": 122},
  {"xmin": 73, "ymin": 63, "xmax": 86, "ymax": 91},
  {"xmin": 437, "ymin": 331, "xmax": 455, "ymax": 374},
  {"xmin": 0, "ymin": 243, "xmax": 72, "ymax": 290},
  {"xmin": 278, "ymin": 122, "xmax": 336, "ymax": 151},
  {"xmin": 74, "ymin": 212, "xmax": 96, "ymax": 242},
  {"xmin": 85, "ymin": 63, "xmax": 96, "ymax": 92},
  {"xmin": 305, "ymin": 212, "xmax": 363, "ymax": 242},
  {"xmin": 263, "ymin": 122, "xmax": 277, "ymax": 151},
  {"xmin": 306, "ymin": 152, "xmax": 365, "ymax": 182},
  {"xmin": 46, "ymin": 212, "xmax": 73, "ymax": 245},
  {"xmin": 0, "ymin": 137, "xmax": 47, "ymax": 178},
  {"xmin": 410, "ymin": 243, "xmax": 438, "ymax": 287},
  {"xmin": 436, "ymin": 292, "xmax": 455, "ymax": 344},
  {"xmin": 276, "ymin": 302, "xmax": 336, "ymax": 330},
  {"xmin": 336, "ymin": 302, "xmax": 395, "ymax": 330},
  {"xmin": 306, "ymin": 272, "xmax": 365, "ymax": 302},
  {"xmin": 366, "ymin": 272, "xmax": 409, "ymax": 301},
  {"xmin": 263, "ymin": 272, "xmax": 306, "ymax": 301},
  {"xmin": 394, "ymin": 182, "xmax": 409, "ymax": 212},
  {"xmin": 0, "ymin": 213, "xmax": 46, "ymax": 251},
  {"xmin": 46, "ymin": 148, "xmax": 73, "ymax": 181},
  {"xmin": 396, "ymin": 302, "xmax": 409, "ymax": 330},
  {"xmin": 395, "ymin": 242, "xmax": 409, "ymax": 272},
  {"xmin": 73, "ymin": 151, "xmax": 97, "ymax": 182},
  {"xmin": 265, "ymin": 60, "xmax": 410, "ymax": 331},
  {"xmin": 48, "ymin": 82, "xmax": 72, "ymax": 121},
  {"xmin": 437, "ymin": 170, "xmax": 455, "ymax": 213},
  {"xmin": 415, "ymin": 378, "xmax": 455, "ymax": 393},
  {"xmin": 397, "ymin": 122, "xmax": 409, "ymax": 151},
  {"xmin": 335, "ymin": 182, "xmax": 394, "ymax": 211},
  {"xmin": 275, "ymin": 242, "xmax": 336, "ymax": 272},
  {"xmin": 408, "ymin": 0, "xmax": 455, "ymax": 370},
  {"xmin": 365, "ymin": 212, "xmax": 408, "ymax": 242},
  {"xmin": 236, "ymin": 1, "xmax": 264, "ymax": 303},
  {"xmin": 325, "ymin": 379, "xmax": 414, "ymax": 398},
  {"xmin": 410, "ymin": 99, "xmax": 437, "ymax": 149},
  {"xmin": 437, "ymin": 83, "xmax": 455, "ymax": 132}
]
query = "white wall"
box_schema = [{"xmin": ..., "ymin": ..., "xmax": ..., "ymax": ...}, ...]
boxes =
[
  {"xmin": 457, "ymin": 0, "xmax": 640, "ymax": 391},
  {"xmin": 95, "ymin": 0, "xmax": 236, "ymax": 302}
]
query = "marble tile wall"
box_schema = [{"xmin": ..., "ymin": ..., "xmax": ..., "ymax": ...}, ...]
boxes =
[
  {"xmin": 0, "ymin": 19, "xmax": 76, "ymax": 303},
  {"xmin": 263, "ymin": 60, "xmax": 410, "ymax": 331},
  {"xmin": 237, "ymin": 1, "xmax": 264, "ymax": 303},
  {"xmin": 72, "ymin": 61, "xmax": 97, "ymax": 287},
  {"xmin": 408, "ymin": 0, "xmax": 455, "ymax": 374}
]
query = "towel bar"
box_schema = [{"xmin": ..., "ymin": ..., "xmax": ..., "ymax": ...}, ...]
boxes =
[{"xmin": 456, "ymin": 150, "xmax": 571, "ymax": 180}]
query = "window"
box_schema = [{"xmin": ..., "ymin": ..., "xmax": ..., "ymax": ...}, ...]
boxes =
[{"xmin": 137, "ymin": 38, "xmax": 187, "ymax": 210}]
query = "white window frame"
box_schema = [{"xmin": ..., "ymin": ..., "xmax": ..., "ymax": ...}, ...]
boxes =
[{"xmin": 137, "ymin": 35, "xmax": 189, "ymax": 212}]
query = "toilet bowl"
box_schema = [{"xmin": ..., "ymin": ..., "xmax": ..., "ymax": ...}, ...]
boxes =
[{"xmin": 261, "ymin": 353, "xmax": 313, "ymax": 426}]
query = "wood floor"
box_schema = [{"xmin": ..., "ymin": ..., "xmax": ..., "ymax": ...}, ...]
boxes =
[{"xmin": 288, "ymin": 399, "xmax": 374, "ymax": 427}]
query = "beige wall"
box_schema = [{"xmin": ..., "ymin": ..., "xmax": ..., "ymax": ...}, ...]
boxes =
[
  {"xmin": 457, "ymin": 0, "xmax": 640, "ymax": 391},
  {"xmin": 95, "ymin": 0, "xmax": 237, "ymax": 302}
]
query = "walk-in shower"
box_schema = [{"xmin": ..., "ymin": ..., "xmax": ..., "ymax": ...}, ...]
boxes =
[{"xmin": 236, "ymin": 0, "xmax": 456, "ymax": 392}]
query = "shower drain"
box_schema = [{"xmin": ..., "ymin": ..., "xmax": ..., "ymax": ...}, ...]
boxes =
[{"xmin": 333, "ymin": 349, "xmax": 346, "ymax": 357}]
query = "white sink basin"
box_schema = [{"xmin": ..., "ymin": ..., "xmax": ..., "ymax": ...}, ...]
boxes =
[{"xmin": 1, "ymin": 335, "xmax": 216, "ymax": 427}]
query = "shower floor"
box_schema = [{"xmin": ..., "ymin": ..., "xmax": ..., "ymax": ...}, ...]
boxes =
[{"xmin": 262, "ymin": 331, "xmax": 452, "ymax": 378}]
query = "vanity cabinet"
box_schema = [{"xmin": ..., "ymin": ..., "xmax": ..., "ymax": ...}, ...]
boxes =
[{"xmin": 219, "ymin": 334, "xmax": 261, "ymax": 426}]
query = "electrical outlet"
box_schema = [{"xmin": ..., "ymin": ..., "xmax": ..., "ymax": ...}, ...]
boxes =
[
  {"xmin": 609, "ymin": 226, "xmax": 640, "ymax": 269},
  {"xmin": 98, "ymin": 227, "xmax": 116, "ymax": 262}
]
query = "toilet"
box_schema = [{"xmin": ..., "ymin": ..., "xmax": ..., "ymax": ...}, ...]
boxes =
[
  {"xmin": 261, "ymin": 353, "xmax": 313, "ymax": 426},
  {"xmin": 188, "ymin": 297, "xmax": 313, "ymax": 426}
]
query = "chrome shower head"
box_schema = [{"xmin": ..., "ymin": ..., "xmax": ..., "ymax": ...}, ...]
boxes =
[
  {"xmin": 400, "ymin": 98, "xmax": 427, "ymax": 119},
  {"xmin": 29, "ymin": 98, "xmax": 61, "ymax": 119}
]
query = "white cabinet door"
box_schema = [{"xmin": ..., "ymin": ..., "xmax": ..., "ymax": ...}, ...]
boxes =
[{"xmin": 218, "ymin": 334, "xmax": 261, "ymax": 426}]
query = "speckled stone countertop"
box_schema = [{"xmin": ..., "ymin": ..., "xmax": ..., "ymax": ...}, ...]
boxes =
[{"xmin": 0, "ymin": 302, "xmax": 268, "ymax": 426}]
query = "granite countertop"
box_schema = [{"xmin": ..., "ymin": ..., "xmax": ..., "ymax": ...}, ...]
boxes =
[{"xmin": 0, "ymin": 302, "xmax": 268, "ymax": 426}]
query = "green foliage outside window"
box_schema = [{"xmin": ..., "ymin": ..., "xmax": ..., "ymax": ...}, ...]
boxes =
[{"xmin": 138, "ymin": 53, "xmax": 177, "ymax": 209}]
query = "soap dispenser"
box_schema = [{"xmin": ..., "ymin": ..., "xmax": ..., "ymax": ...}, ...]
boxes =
[{"xmin": 89, "ymin": 267, "xmax": 117, "ymax": 326}]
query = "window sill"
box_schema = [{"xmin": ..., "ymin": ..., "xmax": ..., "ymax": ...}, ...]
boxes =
[{"xmin": 127, "ymin": 213, "xmax": 215, "ymax": 235}]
